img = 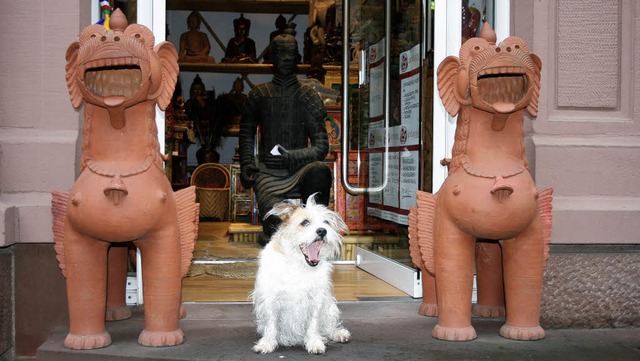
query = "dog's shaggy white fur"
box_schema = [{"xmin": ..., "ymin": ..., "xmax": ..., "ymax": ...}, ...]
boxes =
[{"xmin": 251, "ymin": 195, "xmax": 350, "ymax": 354}]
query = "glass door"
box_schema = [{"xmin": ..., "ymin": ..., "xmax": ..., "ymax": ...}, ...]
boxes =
[
  {"xmin": 340, "ymin": 0, "xmax": 425, "ymax": 297},
  {"xmin": 341, "ymin": 0, "xmax": 510, "ymax": 298}
]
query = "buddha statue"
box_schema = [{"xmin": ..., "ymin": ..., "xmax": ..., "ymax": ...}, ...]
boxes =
[
  {"xmin": 222, "ymin": 14, "xmax": 258, "ymax": 64},
  {"xmin": 178, "ymin": 11, "xmax": 215, "ymax": 62}
]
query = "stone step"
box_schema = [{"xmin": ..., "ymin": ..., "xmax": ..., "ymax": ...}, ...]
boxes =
[{"xmin": 36, "ymin": 301, "xmax": 640, "ymax": 361}]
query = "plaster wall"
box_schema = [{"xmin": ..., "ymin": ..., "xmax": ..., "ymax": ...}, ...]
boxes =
[
  {"xmin": 0, "ymin": 1, "xmax": 86, "ymax": 247},
  {"xmin": 0, "ymin": 1, "xmax": 88, "ymax": 357},
  {"xmin": 521, "ymin": 0, "xmax": 640, "ymax": 244}
]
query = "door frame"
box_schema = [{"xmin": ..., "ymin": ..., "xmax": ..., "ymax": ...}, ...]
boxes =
[{"xmin": 138, "ymin": 0, "xmax": 168, "ymax": 305}]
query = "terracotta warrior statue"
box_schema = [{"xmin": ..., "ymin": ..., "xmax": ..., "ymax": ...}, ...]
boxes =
[
  {"xmin": 179, "ymin": 11, "xmax": 215, "ymax": 62},
  {"xmin": 54, "ymin": 9, "xmax": 199, "ymax": 349},
  {"xmin": 408, "ymin": 23, "xmax": 553, "ymax": 342},
  {"xmin": 222, "ymin": 13, "xmax": 258, "ymax": 64},
  {"xmin": 239, "ymin": 24, "xmax": 332, "ymax": 244}
]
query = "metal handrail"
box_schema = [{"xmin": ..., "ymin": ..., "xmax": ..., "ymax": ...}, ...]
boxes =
[{"xmin": 341, "ymin": 0, "xmax": 390, "ymax": 194}]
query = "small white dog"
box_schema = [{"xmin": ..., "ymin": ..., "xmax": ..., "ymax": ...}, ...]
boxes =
[{"xmin": 251, "ymin": 195, "xmax": 351, "ymax": 354}]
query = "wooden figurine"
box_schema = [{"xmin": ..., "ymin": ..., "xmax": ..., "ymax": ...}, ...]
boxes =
[
  {"xmin": 222, "ymin": 13, "xmax": 258, "ymax": 64},
  {"xmin": 179, "ymin": 11, "xmax": 215, "ymax": 62}
]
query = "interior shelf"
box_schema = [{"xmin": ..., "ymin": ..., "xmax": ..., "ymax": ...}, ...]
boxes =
[
  {"xmin": 166, "ymin": 0, "xmax": 309, "ymax": 14},
  {"xmin": 178, "ymin": 62, "xmax": 344, "ymax": 74}
]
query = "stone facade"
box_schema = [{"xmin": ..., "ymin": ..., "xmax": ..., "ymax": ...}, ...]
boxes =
[
  {"xmin": 0, "ymin": 250, "xmax": 11, "ymax": 357},
  {"xmin": 541, "ymin": 246, "xmax": 640, "ymax": 329},
  {"xmin": 0, "ymin": 0, "xmax": 638, "ymax": 357}
]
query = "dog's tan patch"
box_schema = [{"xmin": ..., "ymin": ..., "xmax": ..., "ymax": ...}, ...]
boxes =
[{"xmin": 271, "ymin": 240, "xmax": 284, "ymax": 254}]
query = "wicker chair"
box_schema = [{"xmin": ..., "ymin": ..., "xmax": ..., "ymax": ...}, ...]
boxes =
[{"xmin": 190, "ymin": 163, "xmax": 231, "ymax": 220}]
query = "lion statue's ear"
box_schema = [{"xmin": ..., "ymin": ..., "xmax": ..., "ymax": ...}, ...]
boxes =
[
  {"xmin": 436, "ymin": 56, "xmax": 467, "ymax": 117},
  {"xmin": 150, "ymin": 41, "xmax": 179, "ymax": 110},
  {"xmin": 65, "ymin": 41, "xmax": 83, "ymax": 109},
  {"xmin": 526, "ymin": 53, "xmax": 542, "ymax": 118}
]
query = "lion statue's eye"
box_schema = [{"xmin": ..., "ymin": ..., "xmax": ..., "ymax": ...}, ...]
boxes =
[{"xmin": 300, "ymin": 220, "xmax": 310, "ymax": 227}]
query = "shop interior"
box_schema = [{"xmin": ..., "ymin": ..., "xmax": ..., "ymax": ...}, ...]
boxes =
[{"xmin": 107, "ymin": 0, "xmax": 485, "ymax": 303}]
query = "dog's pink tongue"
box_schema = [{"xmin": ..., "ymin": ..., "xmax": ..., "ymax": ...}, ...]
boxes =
[{"xmin": 307, "ymin": 240, "xmax": 324, "ymax": 262}]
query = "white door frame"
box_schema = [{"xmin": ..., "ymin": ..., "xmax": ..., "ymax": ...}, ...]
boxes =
[
  {"xmin": 134, "ymin": 0, "xmax": 168, "ymax": 305},
  {"xmin": 432, "ymin": 0, "xmax": 510, "ymax": 192}
]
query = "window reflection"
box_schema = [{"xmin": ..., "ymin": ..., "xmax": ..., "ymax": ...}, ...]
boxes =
[{"xmin": 462, "ymin": 0, "xmax": 494, "ymax": 44}]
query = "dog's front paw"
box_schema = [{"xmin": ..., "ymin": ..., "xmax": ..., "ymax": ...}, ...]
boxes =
[
  {"xmin": 331, "ymin": 328, "xmax": 351, "ymax": 343},
  {"xmin": 253, "ymin": 338, "xmax": 278, "ymax": 354},
  {"xmin": 305, "ymin": 337, "xmax": 326, "ymax": 354}
]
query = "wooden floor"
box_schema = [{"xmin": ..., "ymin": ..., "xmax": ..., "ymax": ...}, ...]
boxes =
[{"xmin": 182, "ymin": 222, "xmax": 409, "ymax": 302}]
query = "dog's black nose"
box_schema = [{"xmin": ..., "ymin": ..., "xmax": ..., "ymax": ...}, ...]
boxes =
[{"xmin": 316, "ymin": 228, "xmax": 327, "ymax": 238}]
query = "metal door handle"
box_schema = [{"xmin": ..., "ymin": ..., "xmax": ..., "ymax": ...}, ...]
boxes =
[{"xmin": 341, "ymin": 0, "xmax": 391, "ymax": 194}]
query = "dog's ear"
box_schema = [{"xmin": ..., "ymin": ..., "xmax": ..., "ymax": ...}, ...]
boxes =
[
  {"xmin": 265, "ymin": 199, "xmax": 301, "ymax": 222},
  {"xmin": 306, "ymin": 193, "xmax": 319, "ymax": 206}
]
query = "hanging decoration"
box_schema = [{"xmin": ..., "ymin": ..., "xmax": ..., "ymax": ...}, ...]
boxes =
[{"xmin": 96, "ymin": 0, "xmax": 111, "ymax": 30}]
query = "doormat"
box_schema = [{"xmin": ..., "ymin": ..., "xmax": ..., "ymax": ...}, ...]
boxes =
[
  {"xmin": 192, "ymin": 240, "xmax": 261, "ymax": 260},
  {"xmin": 186, "ymin": 261, "xmax": 258, "ymax": 279}
]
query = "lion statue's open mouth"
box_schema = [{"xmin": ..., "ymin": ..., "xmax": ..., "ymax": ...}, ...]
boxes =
[{"xmin": 85, "ymin": 62, "xmax": 142, "ymax": 99}]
